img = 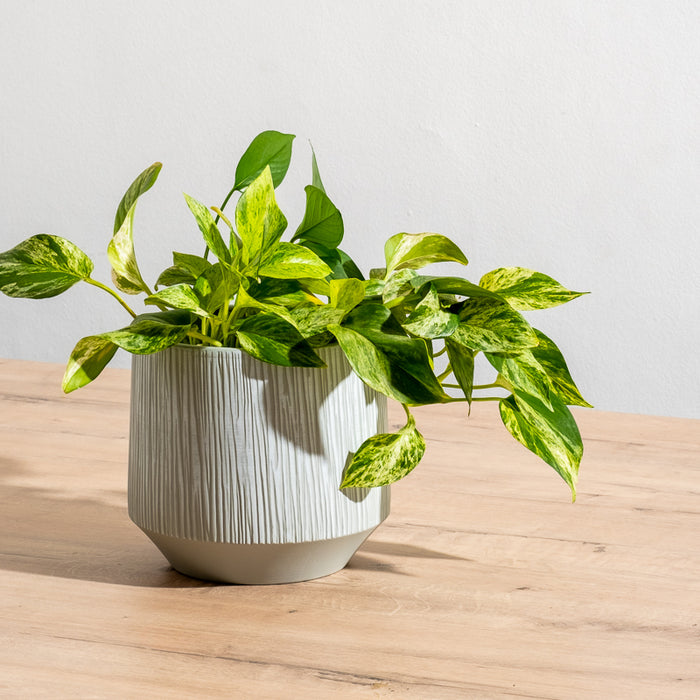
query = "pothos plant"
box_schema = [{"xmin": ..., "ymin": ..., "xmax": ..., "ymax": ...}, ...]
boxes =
[{"xmin": 0, "ymin": 130, "xmax": 591, "ymax": 499}]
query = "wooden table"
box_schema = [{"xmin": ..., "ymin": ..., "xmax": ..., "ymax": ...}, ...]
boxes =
[{"xmin": 1, "ymin": 359, "xmax": 698, "ymax": 699}]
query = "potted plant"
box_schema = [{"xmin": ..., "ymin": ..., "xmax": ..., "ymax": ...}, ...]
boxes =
[{"xmin": 0, "ymin": 130, "xmax": 591, "ymax": 584}]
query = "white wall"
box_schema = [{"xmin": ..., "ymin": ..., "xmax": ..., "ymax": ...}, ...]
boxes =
[{"xmin": 1, "ymin": 1, "xmax": 698, "ymax": 418}]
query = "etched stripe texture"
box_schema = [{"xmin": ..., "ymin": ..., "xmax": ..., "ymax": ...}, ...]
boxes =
[{"xmin": 128, "ymin": 345, "xmax": 390, "ymax": 544}]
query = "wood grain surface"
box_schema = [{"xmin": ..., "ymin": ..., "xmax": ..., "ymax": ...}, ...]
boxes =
[{"xmin": 1, "ymin": 358, "xmax": 698, "ymax": 699}]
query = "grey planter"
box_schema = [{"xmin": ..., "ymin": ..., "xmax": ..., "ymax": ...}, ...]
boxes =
[{"xmin": 128, "ymin": 344, "xmax": 390, "ymax": 584}]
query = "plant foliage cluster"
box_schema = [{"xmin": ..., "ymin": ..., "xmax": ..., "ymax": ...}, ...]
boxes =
[{"xmin": 0, "ymin": 131, "xmax": 591, "ymax": 498}]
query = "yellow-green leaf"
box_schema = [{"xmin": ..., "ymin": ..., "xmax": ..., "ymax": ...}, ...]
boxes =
[
  {"xmin": 258, "ymin": 242, "xmax": 331, "ymax": 280},
  {"xmin": 235, "ymin": 167, "xmax": 287, "ymax": 266},
  {"xmin": 0, "ymin": 235, "xmax": 93, "ymax": 299},
  {"xmin": 385, "ymin": 232, "xmax": 468, "ymax": 275},
  {"xmin": 480, "ymin": 267, "xmax": 587, "ymax": 310},
  {"xmin": 108, "ymin": 204, "xmax": 150, "ymax": 295},
  {"xmin": 62, "ymin": 335, "xmax": 118, "ymax": 393},
  {"xmin": 340, "ymin": 408, "xmax": 426, "ymax": 488}
]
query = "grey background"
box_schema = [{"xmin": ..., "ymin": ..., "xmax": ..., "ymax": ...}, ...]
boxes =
[{"xmin": 1, "ymin": 1, "xmax": 698, "ymax": 418}]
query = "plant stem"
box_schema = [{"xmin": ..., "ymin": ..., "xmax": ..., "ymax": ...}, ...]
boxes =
[
  {"xmin": 436, "ymin": 365, "xmax": 452, "ymax": 382},
  {"xmin": 186, "ymin": 329, "xmax": 222, "ymax": 347},
  {"xmin": 432, "ymin": 345, "xmax": 447, "ymax": 358},
  {"xmin": 472, "ymin": 382, "xmax": 502, "ymax": 391},
  {"xmin": 441, "ymin": 383, "xmax": 461, "ymax": 389},
  {"xmin": 85, "ymin": 278, "xmax": 137, "ymax": 318}
]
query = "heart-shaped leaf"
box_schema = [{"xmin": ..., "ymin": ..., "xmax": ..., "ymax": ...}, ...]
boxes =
[
  {"xmin": 236, "ymin": 313, "xmax": 325, "ymax": 367},
  {"xmin": 480, "ymin": 267, "xmax": 587, "ymax": 310},
  {"xmin": 184, "ymin": 193, "xmax": 231, "ymax": 264},
  {"xmin": 0, "ymin": 234, "xmax": 93, "ymax": 298},
  {"xmin": 108, "ymin": 204, "xmax": 150, "ymax": 295},
  {"xmin": 145, "ymin": 284, "xmax": 213, "ymax": 318},
  {"xmin": 234, "ymin": 130, "xmax": 295, "ymax": 191},
  {"xmin": 402, "ymin": 284, "xmax": 459, "ymax": 338},
  {"xmin": 385, "ymin": 232, "xmax": 468, "ymax": 275},
  {"xmin": 340, "ymin": 408, "xmax": 426, "ymax": 488},
  {"xmin": 293, "ymin": 185, "xmax": 344, "ymax": 250},
  {"xmin": 499, "ymin": 390, "xmax": 583, "ymax": 501},
  {"xmin": 258, "ymin": 242, "xmax": 332, "ymax": 280},
  {"xmin": 113, "ymin": 162, "xmax": 162, "ymax": 234},
  {"xmin": 235, "ymin": 167, "xmax": 287, "ymax": 267},
  {"xmin": 450, "ymin": 298, "xmax": 538, "ymax": 353},
  {"xmin": 62, "ymin": 335, "xmax": 118, "ymax": 393}
]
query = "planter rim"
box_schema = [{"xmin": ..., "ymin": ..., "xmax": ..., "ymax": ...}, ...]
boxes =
[{"xmin": 168, "ymin": 342, "xmax": 342, "ymax": 357}]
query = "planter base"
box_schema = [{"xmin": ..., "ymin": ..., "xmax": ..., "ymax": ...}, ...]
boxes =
[{"xmin": 142, "ymin": 527, "xmax": 377, "ymax": 585}]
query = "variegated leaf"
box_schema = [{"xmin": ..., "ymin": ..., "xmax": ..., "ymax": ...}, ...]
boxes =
[
  {"xmin": 108, "ymin": 204, "xmax": 150, "ymax": 295},
  {"xmin": 384, "ymin": 232, "xmax": 468, "ymax": 275},
  {"xmin": 145, "ymin": 284, "xmax": 213, "ymax": 318},
  {"xmin": 236, "ymin": 313, "xmax": 325, "ymax": 367},
  {"xmin": 531, "ymin": 329, "xmax": 592, "ymax": 407},
  {"xmin": 258, "ymin": 241, "xmax": 332, "ymax": 280},
  {"xmin": 287, "ymin": 305, "xmax": 346, "ymax": 343},
  {"xmin": 184, "ymin": 193, "xmax": 231, "ymax": 264},
  {"xmin": 403, "ymin": 284, "xmax": 459, "ymax": 339},
  {"xmin": 329, "ymin": 305, "xmax": 449, "ymax": 405},
  {"xmin": 329, "ymin": 278, "xmax": 365, "ymax": 311},
  {"xmin": 155, "ymin": 265, "xmax": 195, "ymax": 289},
  {"xmin": 194, "ymin": 263, "xmax": 239, "ymax": 315},
  {"xmin": 235, "ymin": 167, "xmax": 288, "ymax": 266},
  {"xmin": 113, "ymin": 162, "xmax": 162, "ymax": 234},
  {"xmin": 247, "ymin": 278, "xmax": 322, "ymax": 308},
  {"xmin": 340, "ymin": 408, "xmax": 426, "ymax": 488},
  {"xmin": 173, "ymin": 252, "xmax": 212, "ymax": 278},
  {"xmin": 486, "ymin": 350, "xmax": 554, "ymax": 410},
  {"xmin": 62, "ymin": 335, "xmax": 118, "ymax": 393},
  {"xmin": 479, "ymin": 267, "xmax": 587, "ymax": 310},
  {"xmin": 0, "ymin": 235, "xmax": 93, "ymax": 298},
  {"xmin": 382, "ymin": 269, "xmax": 424, "ymax": 308},
  {"xmin": 233, "ymin": 285, "xmax": 297, "ymax": 326},
  {"xmin": 233, "ymin": 130, "xmax": 295, "ymax": 191},
  {"xmin": 499, "ymin": 390, "xmax": 583, "ymax": 500},
  {"xmin": 98, "ymin": 311, "xmax": 193, "ymax": 354},
  {"xmin": 451, "ymin": 298, "xmax": 538, "ymax": 352}
]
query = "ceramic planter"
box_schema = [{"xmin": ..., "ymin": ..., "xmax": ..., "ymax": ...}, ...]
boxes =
[{"xmin": 128, "ymin": 344, "xmax": 390, "ymax": 584}]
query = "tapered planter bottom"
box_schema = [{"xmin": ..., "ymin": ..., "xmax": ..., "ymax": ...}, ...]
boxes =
[{"xmin": 143, "ymin": 526, "xmax": 377, "ymax": 585}]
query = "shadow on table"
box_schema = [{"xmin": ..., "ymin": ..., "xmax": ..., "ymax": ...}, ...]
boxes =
[
  {"xmin": 0, "ymin": 457, "xmax": 213, "ymax": 588},
  {"xmin": 348, "ymin": 539, "xmax": 471, "ymax": 574}
]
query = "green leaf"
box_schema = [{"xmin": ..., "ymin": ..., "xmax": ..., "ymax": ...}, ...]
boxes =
[
  {"xmin": 330, "ymin": 303, "xmax": 449, "ymax": 405},
  {"xmin": 234, "ymin": 130, "xmax": 295, "ymax": 191},
  {"xmin": 402, "ymin": 284, "xmax": 459, "ymax": 339},
  {"xmin": 301, "ymin": 242, "xmax": 364, "ymax": 280},
  {"xmin": 258, "ymin": 242, "xmax": 332, "ymax": 280},
  {"xmin": 385, "ymin": 232, "xmax": 468, "ymax": 275},
  {"xmin": 287, "ymin": 305, "xmax": 346, "ymax": 344},
  {"xmin": 194, "ymin": 263, "xmax": 238, "ymax": 315},
  {"xmin": 108, "ymin": 204, "xmax": 150, "ymax": 295},
  {"xmin": 236, "ymin": 313, "xmax": 325, "ymax": 367},
  {"xmin": 293, "ymin": 185, "xmax": 344, "ymax": 250},
  {"xmin": 445, "ymin": 338, "xmax": 475, "ymax": 403},
  {"xmin": 233, "ymin": 285, "xmax": 297, "ymax": 326},
  {"xmin": 311, "ymin": 147, "xmax": 325, "ymax": 192},
  {"xmin": 184, "ymin": 193, "xmax": 231, "ymax": 264},
  {"xmin": 479, "ymin": 267, "xmax": 587, "ymax": 310},
  {"xmin": 78, "ymin": 311, "xmax": 192, "ymax": 359},
  {"xmin": 247, "ymin": 278, "xmax": 321, "ymax": 308},
  {"xmin": 145, "ymin": 284, "xmax": 213, "ymax": 318},
  {"xmin": 486, "ymin": 350, "xmax": 553, "ymax": 410},
  {"xmin": 62, "ymin": 335, "xmax": 118, "ymax": 393},
  {"xmin": 450, "ymin": 298, "xmax": 538, "ymax": 353},
  {"xmin": 113, "ymin": 162, "xmax": 162, "ymax": 234},
  {"xmin": 0, "ymin": 234, "xmax": 93, "ymax": 298},
  {"xmin": 156, "ymin": 251, "xmax": 213, "ymax": 289},
  {"xmin": 329, "ymin": 278, "xmax": 365, "ymax": 311},
  {"xmin": 173, "ymin": 252, "xmax": 212, "ymax": 278},
  {"xmin": 340, "ymin": 408, "xmax": 426, "ymax": 488},
  {"xmin": 427, "ymin": 276, "xmax": 504, "ymax": 302},
  {"xmin": 235, "ymin": 167, "xmax": 288, "ymax": 266},
  {"xmin": 382, "ymin": 269, "xmax": 425, "ymax": 308},
  {"xmin": 155, "ymin": 265, "xmax": 195, "ymax": 289},
  {"xmin": 531, "ymin": 329, "xmax": 592, "ymax": 408},
  {"xmin": 499, "ymin": 391, "xmax": 583, "ymax": 500}
]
